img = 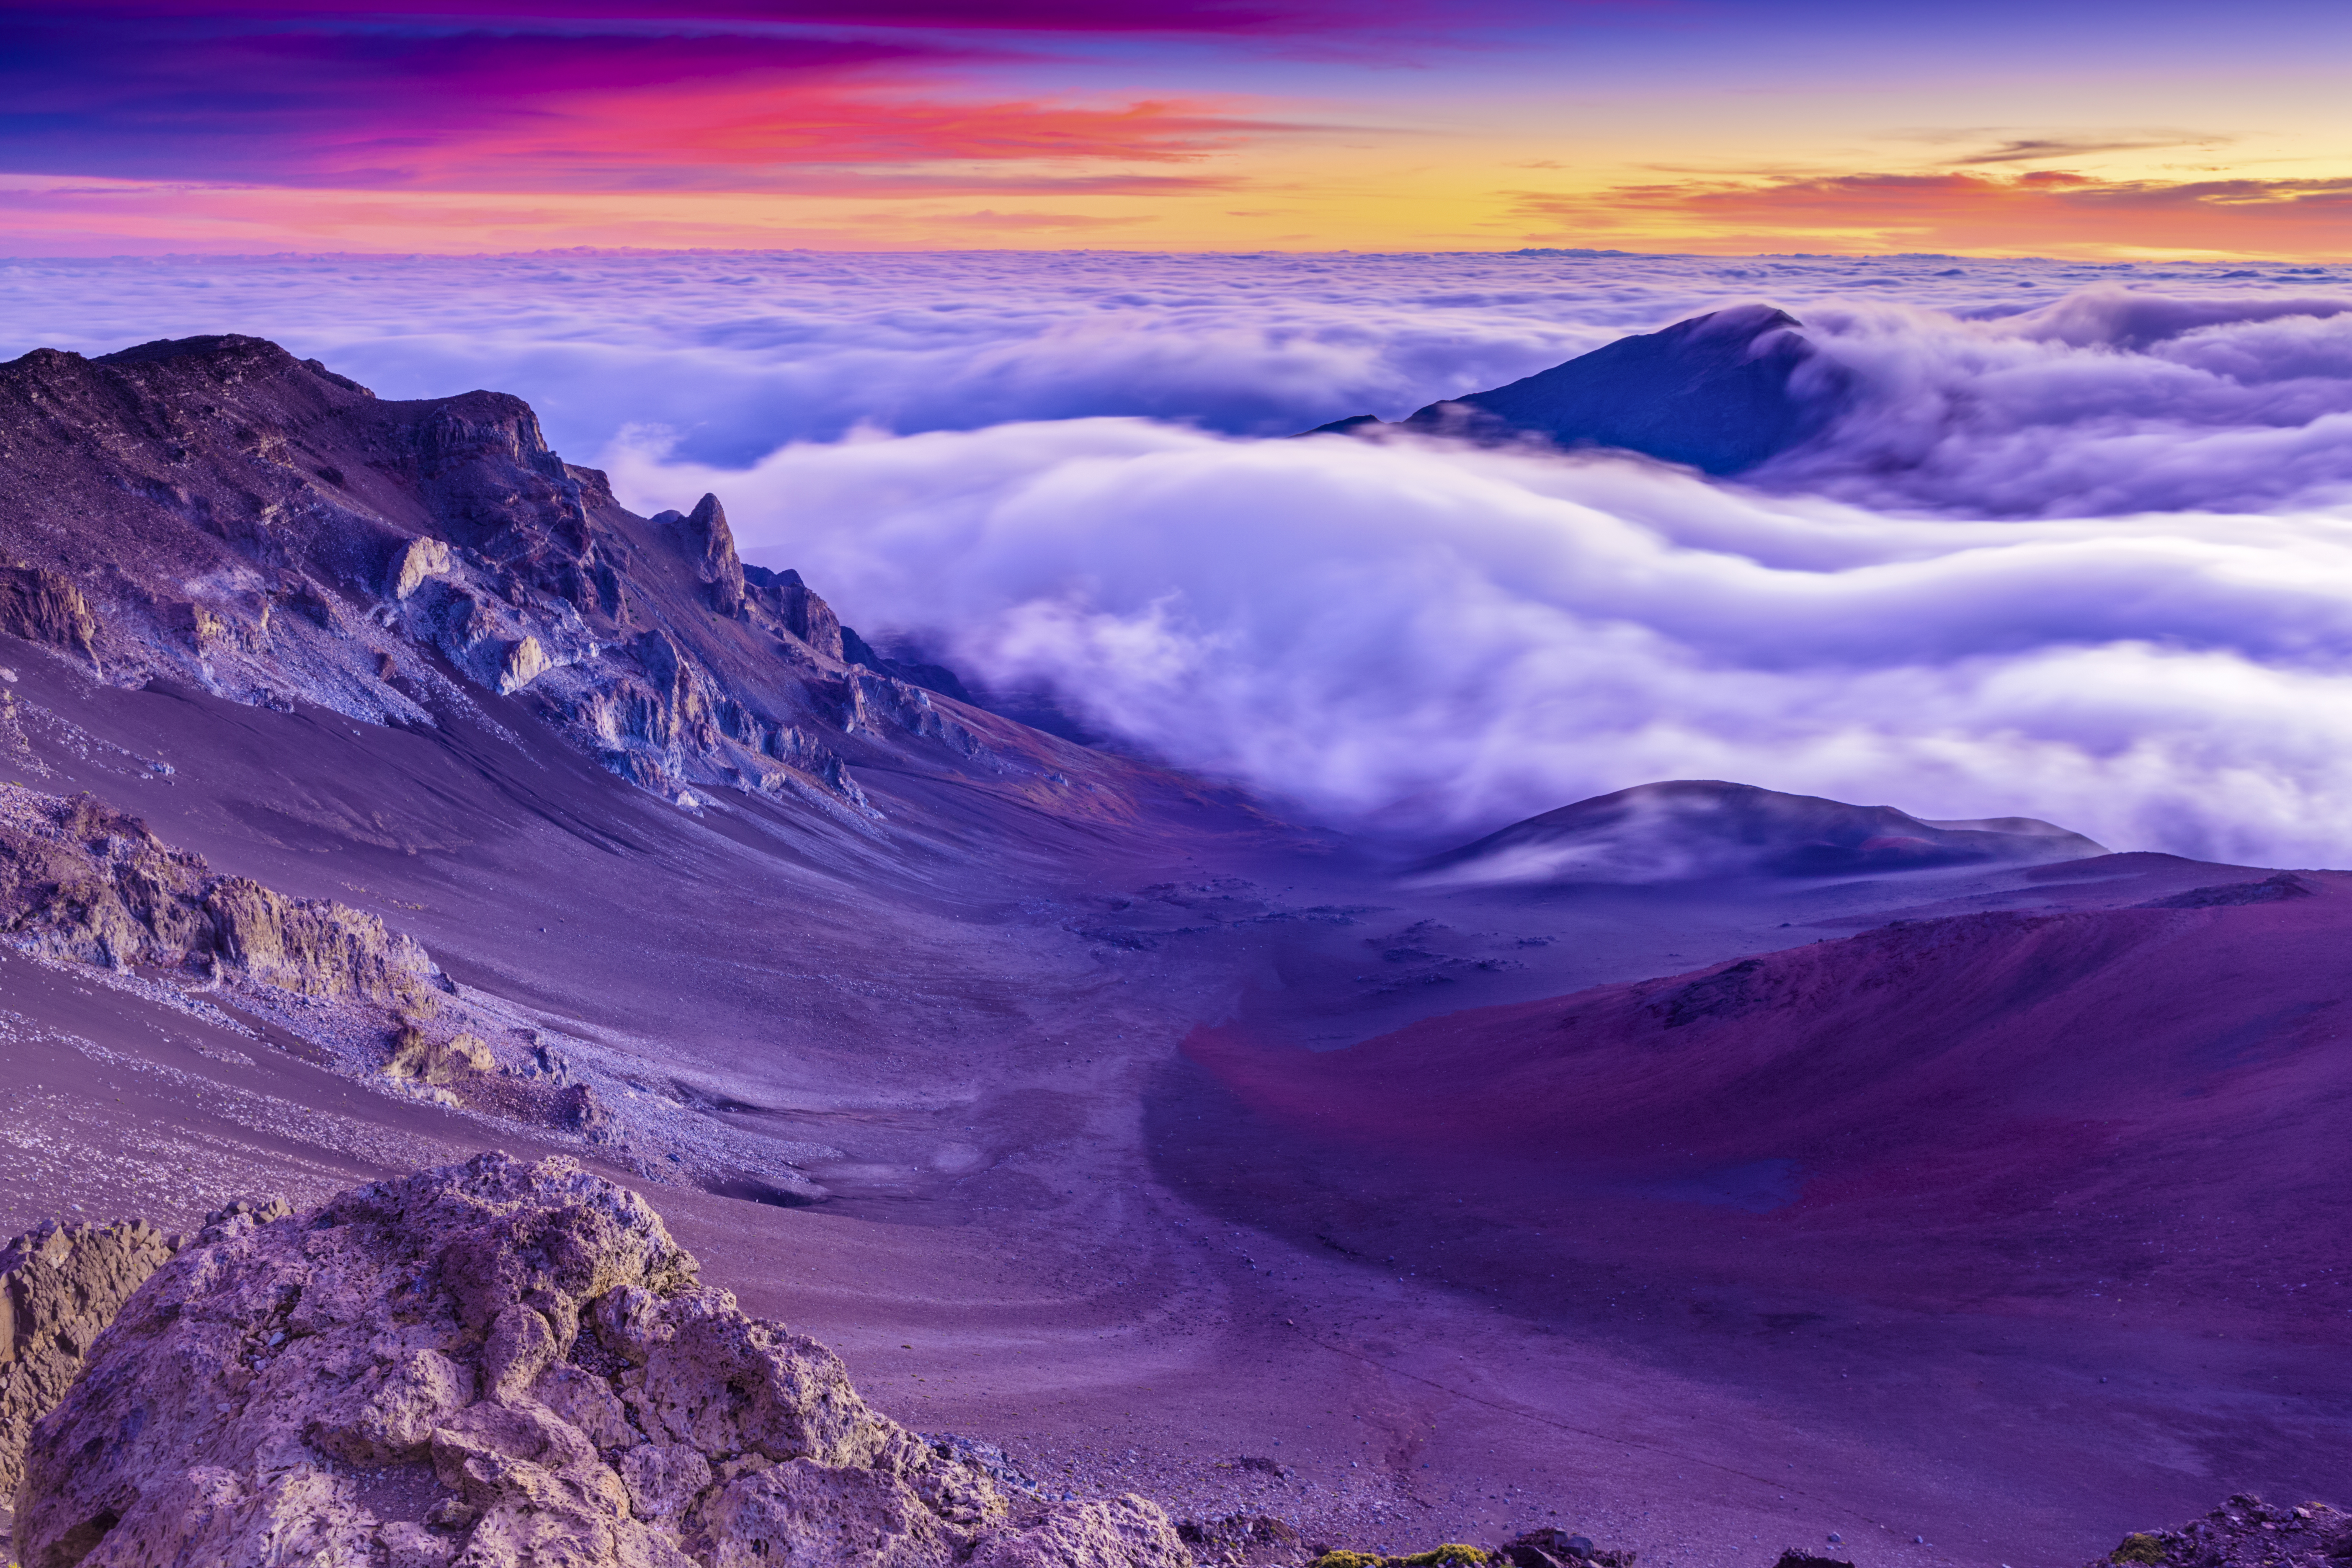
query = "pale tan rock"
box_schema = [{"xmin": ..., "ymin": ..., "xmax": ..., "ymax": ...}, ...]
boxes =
[
  {"xmin": 384, "ymin": 1028, "xmax": 495, "ymax": 1085},
  {"xmin": 13, "ymin": 1154, "xmax": 1193, "ymax": 1568},
  {"xmin": 0, "ymin": 566, "xmax": 98, "ymax": 660},
  {"xmin": 498, "ymin": 635, "xmax": 551, "ymax": 694},
  {"xmin": 393, "ymin": 536, "xmax": 455, "ymax": 599},
  {"xmin": 0, "ymin": 781, "xmax": 445, "ymax": 1003},
  {"xmin": 619, "ymin": 1442, "xmax": 713, "ymax": 1521},
  {"xmin": 381, "ymin": 1520, "xmax": 461, "ymax": 1568},
  {"xmin": 304, "ymin": 1347, "xmax": 474, "ymax": 1465}
]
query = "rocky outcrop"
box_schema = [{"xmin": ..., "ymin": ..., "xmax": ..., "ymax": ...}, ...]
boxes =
[
  {"xmin": 13, "ymin": 1153, "xmax": 1193, "ymax": 1568},
  {"xmin": 743, "ymin": 566, "xmax": 843, "ymax": 662},
  {"xmin": 0, "ymin": 781, "xmax": 444, "ymax": 1003},
  {"xmin": 1179, "ymin": 1513, "xmax": 1302, "ymax": 1566},
  {"xmin": 673, "ymin": 494, "xmax": 745, "ymax": 619},
  {"xmin": 0, "ymin": 1220, "xmax": 181, "ymax": 1500},
  {"xmin": 2086, "ymin": 1495, "xmax": 2349, "ymax": 1568},
  {"xmin": 384, "ymin": 1028, "xmax": 496, "ymax": 1086},
  {"xmin": 0, "ymin": 335, "xmax": 1106, "ymax": 832},
  {"xmin": 0, "ymin": 568, "xmax": 98, "ymax": 664},
  {"xmin": 391, "ymin": 536, "xmax": 456, "ymax": 599}
]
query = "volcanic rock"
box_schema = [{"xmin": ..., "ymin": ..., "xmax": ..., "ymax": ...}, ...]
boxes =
[
  {"xmin": 13, "ymin": 1153, "xmax": 1191, "ymax": 1568},
  {"xmin": 1309, "ymin": 306, "xmax": 1844, "ymax": 474},
  {"xmin": 0, "ymin": 334, "xmax": 1046, "ymax": 824},
  {"xmin": 2137, "ymin": 872, "xmax": 2316, "ymax": 908},
  {"xmin": 0, "ymin": 569, "xmax": 99, "ymax": 664},
  {"xmin": 2086, "ymin": 1494, "xmax": 2351, "ymax": 1568},
  {"xmin": 0, "ymin": 1220, "xmax": 180, "ymax": 1498},
  {"xmin": 0, "ymin": 781, "xmax": 446, "ymax": 1002},
  {"xmin": 1179, "ymin": 1512, "xmax": 1302, "ymax": 1566},
  {"xmin": 673, "ymin": 493, "xmax": 746, "ymax": 620},
  {"xmin": 384, "ymin": 1029, "xmax": 497, "ymax": 1086},
  {"xmin": 1415, "ymin": 779, "xmax": 2104, "ymax": 885}
]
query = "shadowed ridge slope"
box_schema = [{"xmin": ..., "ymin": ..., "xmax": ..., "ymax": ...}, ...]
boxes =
[
  {"xmin": 1309, "ymin": 305, "xmax": 1846, "ymax": 474},
  {"xmin": 1415, "ymin": 778, "xmax": 2104, "ymax": 885},
  {"xmin": 1182, "ymin": 873, "xmax": 2352, "ymax": 1330}
]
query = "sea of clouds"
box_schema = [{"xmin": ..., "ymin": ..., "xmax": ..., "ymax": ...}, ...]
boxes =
[{"xmin": 8, "ymin": 249, "xmax": 2352, "ymax": 863}]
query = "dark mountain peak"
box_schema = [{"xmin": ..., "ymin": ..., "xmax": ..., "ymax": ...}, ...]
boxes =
[
  {"xmin": 1313, "ymin": 304, "xmax": 1844, "ymax": 474},
  {"xmin": 13, "ymin": 332, "xmax": 379, "ymax": 409},
  {"xmin": 1418, "ymin": 778, "xmax": 2104, "ymax": 885},
  {"xmin": 672, "ymin": 491, "xmax": 746, "ymax": 616},
  {"xmin": 94, "ymin": 333, "xmax": 289, "ymax": 367}
]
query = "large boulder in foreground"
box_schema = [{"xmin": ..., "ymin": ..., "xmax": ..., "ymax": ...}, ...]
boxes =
[{"xmin": 13, "ymin": 1154, "xmax": 1190, "ymax": 1568}]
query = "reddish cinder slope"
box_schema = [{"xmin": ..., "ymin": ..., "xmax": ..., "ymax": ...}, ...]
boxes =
[{"xmin": 1182, "ymin": 872, "xmax": 2352, "ymax": 1338}]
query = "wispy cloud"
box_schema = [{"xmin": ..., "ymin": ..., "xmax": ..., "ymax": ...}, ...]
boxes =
[
  {"xmin": 915, "ymin": 208, "xmax": 1155, "ymax": 228},
  {"xmin": 0, "ymin": 12, "xmax": 1297, "ymax": 193},
  {"xmin": 1887, "ymin": 126, "xmax": 2239, "ymax": 167},
  {"xmin": 1511, "ymin": 170, "xmax": 2352, "ymax": 258}
]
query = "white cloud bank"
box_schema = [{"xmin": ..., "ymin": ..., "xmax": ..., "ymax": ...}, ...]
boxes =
[
  {"xmin": 618, "ymin": 415, "xmax": 2352, "ymax": 866},
  {"xmin": 10, "ymin": 250, "xmax": 2352, "ymax": 861}
]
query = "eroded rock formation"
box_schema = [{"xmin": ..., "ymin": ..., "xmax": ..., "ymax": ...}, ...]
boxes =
[
  {"xmin": 0, "ymin": 1220, "xmax": 181, "ymax": 1499},
  {"xmin": 12, "ymin": 1154, "xmax": 1191, "ymax": 1568},
  {"xmin": 0, "ymin": 335, "xmax": 1093, "ymax": 820},
  {"xmin": 2088, "ymin": 1495, "xmax": 2350, "ymax": 1568},
  {"xmin": 0, "ymin": 781, "xmax": 444, "ymax": 1003}
]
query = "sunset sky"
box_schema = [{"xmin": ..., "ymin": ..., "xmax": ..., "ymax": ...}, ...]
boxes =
[{"xmin": 4, "ymin": 0, "xmax": 2347, "ymax": 258}]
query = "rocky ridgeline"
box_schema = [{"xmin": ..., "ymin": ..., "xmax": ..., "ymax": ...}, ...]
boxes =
[
  {"xmin": 11, "ymin": 1154, "xmax": 1190, "ymax": 1568},
  {"xmin": 0, "ymin": 335, "xmax": 1081, "ymax": 818},
  {"xmin": 0, "ymin": 781, "xmax": 444, "ymax": 1003}
]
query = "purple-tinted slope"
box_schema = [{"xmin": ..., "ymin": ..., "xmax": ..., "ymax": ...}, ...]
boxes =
[{"xmin": 1187, "ymin": 869, "xmax": 2352, "ymax": 1330}]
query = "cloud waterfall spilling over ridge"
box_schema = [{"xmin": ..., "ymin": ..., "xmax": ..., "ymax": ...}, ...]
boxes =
[{"xmin": 612, "ymin": 286, "xmax": 2352, "ymax": 864}]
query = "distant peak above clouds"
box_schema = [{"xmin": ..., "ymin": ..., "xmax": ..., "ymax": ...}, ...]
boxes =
[
  {"xmin": 1308, "ymin": 304, "xmax": 1844, "ymax": 475},
  {"xmin": 1413, "ymin": 779, "xmax": 2106, "ymax": 887}
]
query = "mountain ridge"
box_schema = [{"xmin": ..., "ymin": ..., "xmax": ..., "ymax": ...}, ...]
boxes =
[
  {"xmin": 0, "ymin": 333, "xmax": 1144, "ymax": 830},
  {"xmin": 1307, "ymin": 305, "xmax": 1845, "ymax": 473},
  {"xmin": 1416, "ymin": 778, "xmax": 2105, "ymax": 885}
]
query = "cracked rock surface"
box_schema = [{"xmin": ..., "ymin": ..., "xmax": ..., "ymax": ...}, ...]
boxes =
[
  {"xmin": 12, "ymin": 1153, "xmax": 1193, "ymax": 1568},
  {"xmin": 0, "ymin": 1218, "xmax": 181, "ymax": 1500}
]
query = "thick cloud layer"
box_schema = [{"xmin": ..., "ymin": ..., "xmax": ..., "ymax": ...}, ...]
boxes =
[
  {"xmin": 1767, "ymin": 289, "xmax": 2352, "ymax": 516},
  {"xmin": 617, "ymin": 418, "xmax": 2352, "ymax": 865},
  {"xmin": 5, "ymin": 250, "xmax": 2343, "ymax": 461},
  {"xmin": 9, "ymin": 250, "xmax": 2352, "ymax": 862}
]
